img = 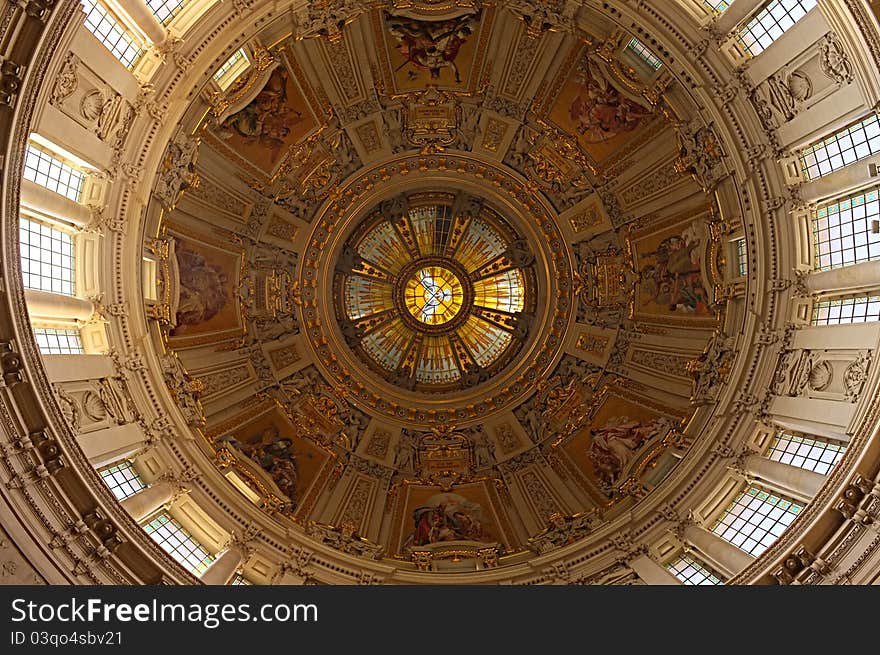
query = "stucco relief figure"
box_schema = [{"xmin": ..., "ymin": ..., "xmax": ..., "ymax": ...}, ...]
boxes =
[
  {"xmin": 217, "ymin": 68, "xmax": 304, "ymax": 155},
  {"xmin": 404, "ymin": 492, "xmax": 489, "ymax": 549},
  {"xmin": 568, "ymin": 62, "xmax": 652, "ymax": 143},
  {"xmin": 218, "ymin": 426, "xmax": 299, "ymax": 505},
  {"xmin": 640, "ymin": 223, "xmax": 709, "ymax": 314},
  {"xmin": 174, "ymin": 244, "xmax": 229, "ymax": 327},
  {"xmin": 586, "ymin": 415, "xmax": 670, "ymax": 486},
  {"xmin": 386, "ymin": 12, "xmax": 480, "ymax": 83}
]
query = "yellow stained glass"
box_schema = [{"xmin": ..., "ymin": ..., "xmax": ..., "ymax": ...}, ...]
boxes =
[
  {"xmin": 338, "ymin": 200, "xmax": 533, "ymax": 389},
  {"xmin": 404, "ymin": 266, "xmax": 464, "ymax": 326},
  {"xmin": 472, "ymin": 269, "xmax": 526, "ymax": 314}
]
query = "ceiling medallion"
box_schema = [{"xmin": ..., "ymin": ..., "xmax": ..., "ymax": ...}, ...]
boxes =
[
  {"xmin": 335, "ymin": 195, "xmax": 537, "ymax": 393},
  {"xmin": 396, "ymin": 258, "xmax": 472, "ymax": 331},
  {"xmin": 301, "ymin": 152, "xmax": 573, "ymax": 426}
]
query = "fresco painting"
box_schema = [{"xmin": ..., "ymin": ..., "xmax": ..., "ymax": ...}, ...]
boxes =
[
  {"xmin": 563, "ymin": 391, "xmax": 676, "ymax": 493},
  {"xmin": 169, "ymin": 234, "xmax": 242, "ymax": 338},
  {"xmin": 383, "ymin": 11, "xmax": 483, "ymax": 92},
  {"xmin": 549, "ymin": 56, "xmax": 654, "ymax": 162},
  {"xmin": 397, "ymin": 482, "xmax": 508, "ymax": 554},
  {"xmin": 213, "ymin": 65, "xmax": 317, "ymax": 173},
  {"xmin": 216, "ymin": 409, "xmax": 329, "ymax": 509},
  {"xmin": 632, "ymin": 217, "xmax": 713, "ymax": 321}
]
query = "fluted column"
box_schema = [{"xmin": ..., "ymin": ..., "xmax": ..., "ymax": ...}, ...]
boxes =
[
  {"xmin": 199, "ymin": 547, "xmax": 244, "ymax": 585},
  {"xmin": 25, "ymin": 289, "xmax": 93, "ymax": 322},
  {"xmin": 682, "ymin": 524, "xmax": 755, "ymax": 578},
  {"xmin": 743, "ymin": 455, "xmax": 825, "ymax": 502},
  {"xmin": 803, "ymin": 260, "xmax": 880, "ymax": 295},
  {"xmin": 120, "ymin": 482, "xmax": 178, "ymax": 523},
  {"xmin": 628, "ymin": 554, "xmax": 682, "ymax": 585}
]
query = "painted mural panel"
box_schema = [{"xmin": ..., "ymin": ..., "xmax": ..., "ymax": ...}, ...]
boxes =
[
  {"xmin": 630, "ymin": 211, "xmax": 714, "ymax": 324},
  {"xmin": 376, "ymin": 9, "xmax": 490, "ymax": 93},
  {"xmin": 167, "ymin": 227, "xmax": 244, "ymax": 345},
  {"xmin": 216, "ymin": 408, "xmax": 330, "ymax": 511},
  {"xmin": 562, "ymin": 386, "xmax": 682, "ymax": 497},
  {"xmin": 394, "ymin": 482, "xmax": 511, "ymax": 555},
  {"xmin": 548, "ymin": 52, "xmax": 654, "ymax": 163},
  {"xmin": 211, "ymin": 63, "xmax": 318, "ymax": 175}
]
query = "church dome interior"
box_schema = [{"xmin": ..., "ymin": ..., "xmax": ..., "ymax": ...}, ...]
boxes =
[{"xmin": 2, "ymin": 0, "xmax": 880, "ymax": 586}]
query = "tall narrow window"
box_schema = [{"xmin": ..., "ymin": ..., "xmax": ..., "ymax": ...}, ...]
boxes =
[
  {"xmin": 146, "ymin": 0, "xmax": 185, "ymax": 25},
  {"xmin": 626, "ymin": 38, "xmax": 663, "ymax": 71},
  {"xmin": 711, "ymin": 487, "xmax": 803, "ymax": 556},
  {"xmin": 738, "ymin": 0, "xmax": 818, "ymax": 56},
  {"xmin": 144, "ymin": 513, "xmax": 214, "ymax": 575},
  {"xmin": 214, "ymin": 49, "xmax": 250, "ymax": 91},
  {"xmin": 19, "ymin": 218, "xmax": 75, "ymax": 296},
  {"xmin": 812, "ymin": 186, "xmax": 880, "ymax": 271},
  {"xmin": 799, "ymin": 114, "xmax": 880, "ymax": 181},
  {"xmin": 735, "ymin": 237, "xmax": 748, "ymax": 277},
  {"xmin": 667, "ymin": 554, "xmax": 726, "ymax": 585},
  {"xmin": 99, "ymin": 460, "xmax": 147, "ymax": 500},
  {"xmin": 22, "ymin": 144, "xmax": 84, "ymax": 202},
  {"xmin": 811, "ymin": 294, "xmax": 880, "ymax": 325},
  {"xmin": 80, "ymin": 0, "xmax": 143, "ymax": 69},
  {"xmin": 33, "ymin": 328, "xmax": 83, "ymax": 355},
  {"xmin": 767, "ymin": 432, "xmax": 846, "ymax": 475}
]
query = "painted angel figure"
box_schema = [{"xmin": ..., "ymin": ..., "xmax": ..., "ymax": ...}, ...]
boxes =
[
  {"xmin": 386, "ymin": 12, "xmax": 480, "ymax": 83},
  {"xmin": 587, "ymin": 415, "xmax": 670, "ymax": 486}
]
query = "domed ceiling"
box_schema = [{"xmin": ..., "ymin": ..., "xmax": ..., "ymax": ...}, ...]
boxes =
[{"xmin": 143, "ymin": 0, "xmax": 733, "ymax": 568}]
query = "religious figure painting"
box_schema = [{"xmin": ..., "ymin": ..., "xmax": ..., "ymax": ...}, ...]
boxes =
[
  {"xmin": 381, "ymin": 10, "xmax": 484, "ymax": 92},
  {"xmin": 211, "ymin": 64, "xmax": 317, "ymax": 174},
  {"xmin": 167, "ymin": 233, "xmax": 244, "ymax": 342},
  {"xmin": 585, "ymin": 415, "xmax": 672, "ymax": 488},
  {"xmin": 174, "ymin": 243, "xmax": 229, "ymax": 328},
  {"xmin": 549, "ymin": 53, "xmax": 654, "ymax": 163},
  {"xmin": 631, "ymin": 214, "xmax": 714, "ymax": 324},
  {"xmin": 215, "ymin": 409, "xmax": 329, "ymax": 511},
  {"xmin": 562, "ymin": 389, "xmax": 680, "ymax": 497},
  {"xmin": 395, "ymin": 482, "xmax": 510, "ymax": 555}
]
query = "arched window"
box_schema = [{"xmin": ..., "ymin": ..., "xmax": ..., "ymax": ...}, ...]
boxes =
[
  {"xmin": 812, "ymin": 185, "xmax": 880, "ymax": 271},
  {"xmin": 33, "ymin": 328, "xmax": 83, "ymax": 355},
  {"xmin": 145, "ymin": 0, "xmax": 186, "ymax": 26},
  {"xmin": 98, "ymin": 460, "xmax": 147, "ymax": 500},
  {"xmin": 667, "ymin": 553, "xmax": 726, "ymax": 585},
  {"xmin": 213, "ymin": 48, "xmax": 250, "ymax": 91},
  {"xmin": 710, "ymin": 486, "xmax": 803, "ymax": 556},
  {"xmin": 704, "ymin": 0, "xmax": 731, "ymax": 12},
  {"xmin": 625, "ymin": 38, "xmax": 663, "ymax": 71},
  {"xmin": 799, "ymin": 114, "xmax": 880, "ymax": 181},
  {"xmin": 738, "ymin": 0, "xmax": 818, "ymax": 56},
  {"xmin": 230, "ymin": 573, "xmax": 252, "ymax": 586},
  {"xmin": 80, "ymin": 0, "xmax": 143, "ymax": 69},
  {"xmin": 144, "ymin": 513, "xmax": 215, "ymax": 575},
  {"xmin": 811, "ymin": 293, "xmax": 880, "ymax": 325},
  {"xmin": 766, "ymin": 431, "xmax": 846, "ymax": 474},
  {"xmin": 22, "ymin": 144, "xmax": 85, "ymax": 202},
  {"xmin": 19, "ymin": 218, "xmax": 75, "ymax": 297}
]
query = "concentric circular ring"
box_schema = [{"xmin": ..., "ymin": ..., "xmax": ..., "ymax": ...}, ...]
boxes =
[{"xmin": 394, "ymin": 257, "xmax": 474, "ymax": 333}]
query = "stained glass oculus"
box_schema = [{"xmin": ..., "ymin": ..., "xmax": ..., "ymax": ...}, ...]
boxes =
[
  {"xmin": 404, "ymin": 266, "xmax": 465, "ymax": 326},
  {"xmin": 336, "ymin": 194, "xmax": 536, "ymax": 392}
]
